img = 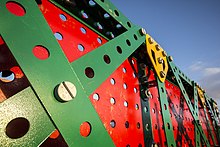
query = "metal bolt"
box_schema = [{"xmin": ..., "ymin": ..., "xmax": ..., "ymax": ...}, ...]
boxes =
[
  {"xmin": 160, "ymin": 71, "xmax": 166, "ymax": 78},
  {"xmin": 140, "ymin": 63, "xmax": 146, "ymax": 70},
  {"xmin": 55, "ymin": 81, "xmax": 77, "ymax": 102},
  {"xmin": 158, "ymin": 57, "xmax": 163, "ymax": 64},
  {"xmin": 168, "ymin": 56, "xmax": 173, "ymax": 61},
  {"xmin": 155, "ymin": 45, "xmax": 161, "ymax": 51},
  {"xmin": 148, "ymin": 37, "xmax": 154, "ymax": 44},
  {"xmin": 151, "ymin": 143, "xmax": 158, "ymax": 147},
  {"xmin": 140, "ymin": 28, "xmax": 146, "ymax": 35},
  {"xmin": 162, "ymin": 50, "xmax": 167, "ymax": 57},
  {"xmin": 145, "ymin": 89, "xmax": 152, "ymax": 99}
]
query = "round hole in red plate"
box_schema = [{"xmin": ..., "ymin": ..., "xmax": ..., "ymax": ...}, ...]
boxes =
[
  {"xmin": 80, "ymin": 122, "xmax": 91, "ymax": 137},
  {"xmin": 33, "ymin": 45, "xmax": 50, "ymax": 60},
  {"xmin": 49, "ymin": 129, "xmax": 60, "ymax": 139},
  {"xmin": 6, "ymin": 1, "xmax": 26, "ymax": 16}
]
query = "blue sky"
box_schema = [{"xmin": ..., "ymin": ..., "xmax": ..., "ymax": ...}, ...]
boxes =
[{"xmin": 111, "ymin": 0, "xmax": 220, "ymax": 107}]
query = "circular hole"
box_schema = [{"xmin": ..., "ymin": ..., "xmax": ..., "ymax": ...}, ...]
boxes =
[
  {"xmin": 138, "ymin": 144, "xmax": 142, "ymax": 147},
  {"xmin": 93, "ymin": 93, "xmax": 99, "ymax": 101},
  {"xmin": 122, "ymin": 67, "xmax": 126, "ymax": 73},
  {"xmin": 127, "ymin": 22, "xmax": 131, "ymax": 28},
  {"xmin": 125, "ymin": 121, "xmax": 129, "ymax": 128},
  {"xmin": 49, "ymin": 130, "xmax": 60, "ymax": 139},
  {"xmin": 85, "ymin": 67, "xmax": 94, "ymax": 78},
  {"xmin": 106, "ymin": 32, "xmax": 114, "ymax": 38},
  {"xmin": 134, "ymin": 87, "xmax": 138, "ymax": 93},
  {"xmin": 126, "ymin": 145, "xmax": 130, "ymax": 147},
  {"xmin": 80, "ymin": 27, "xmax": 86, "ymax": 34},
  {"xmin": 80, "ymin": 122, "xmax": 91, "ymax": 137},
  {"xmin": 110, "ymin": 120, "xmax": 116, "ymax": 128},
  {"xmin": 88, "ymin": 0, "xmax": 96, "ymax": 6},
  {"xmin": 124, "ymin": 101, "xmax": 128, "ymax": 107},
  {"xmin": 116, "ymin": 24, "xmax": 122, "ymax": 29},
  {"xmin": 133, "ymin": 34, "xmax": 138, "ymax": 40},
  {"xmin": 123, "ymin": 83, "xmax": 127, "ymax": 89},
  {"xmin": 54, "ymin": 32, "xmax": 63, "ymax": 40},
  {"xmin": 114, "ymin": 10, "xmax": 119, "ymax": 16},
  {"xmin": 110, "ymin": 78, "xmax": 115, "ymax": 85},
  {"xmin": 145, "ymin": 124, "xmax": 149, "ymax": 131},
  {"xmin": 97, "ymin": 37, "xmax": 102, "ymax": 44},
  {"xmin": 154, "ymin": 124, "xmax": 158, "ymax": 129},
  {"xmin": 59, "ymin": 14, "xmax": 67, "ymax": 21},
  {"xmin": 137, "ymin": 122, "xmax": 140, "ymax": 129},
  {"xmin": 104, "ymin": 13, "xmax": 110, "ymax": 19},
  {"xmin": 132, "ymin": 72, "xmax": 136, "ymax": 78},
  {"xmin": 110, "ymin": 97, "xmax": 116, "ymax": 105},
  {"xmin": 32, "ymin": 45, "xmax": 50, "ymax": 60},
  {"xmin": 81, "ymin": 10, "xmax": 88, "ymax": 19},
  {"xmin": 152, "ymin": 108, "xmax": 155, "ymax": 113},
  {"xmin": 100, "ymin": 0, "xmax": 104, "ymax": 2},
  {"xmin": 144, "ymin": 107, "xmax": 148, "ymax": 113},
  {"xmin": 0, "ymin": 70, "xmax": 15, "ymax": 83},
  {"xmin": 6, "ymin": 1, "xmax": 26, "ymax": 16},
  {"xmin": 6, "ymin": 117, "xmax": 30, "ymax": 139},
  {"xmin": 116, "ymin": 46, "xmax": 122, "ymax": 54},
  {"xmin": 103, "ymin": 55, "xmax": 111, "ymax": 64},
  {"xmin": 126, "ymin": 39, "xmax": 131, "ymax": 46},
  {"xmin": 164, "ymin": 104, "xmax": 167, "ymax": 110},
  {"xmin": 131, "ymin": 59, "xmax": 135, "ymax": 64},
  {"xmin": 78, "ymin": 44, "xmax": 85, "ymax": 52},
  {"xmin": 166, "ymin": 123, "xmax": 170, "ymax": 129},
  {"xmin": 135, "ymin": 104, "xmax": 139, "ymax": 110},
  {"xmin": 95, "ymin": 22, "xmax": 103, "ymax": 30}
]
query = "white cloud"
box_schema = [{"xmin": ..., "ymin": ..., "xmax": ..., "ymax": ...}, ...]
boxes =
[{"xmin": 188, "ymin": 61, "xmax": 220, "ymax": 109}]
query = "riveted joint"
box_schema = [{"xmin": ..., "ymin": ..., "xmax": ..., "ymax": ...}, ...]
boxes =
[
  {"xmin": 158, "ymin": 57, "xmax": 163, "ymax": 64},
  {"xmin": 54, "ymin": 81, "xmax": 77, "ymax": 102},
  {"xmin": 168, "ymin": 56, "xmax": 173, "ymax": 62},
  {"xmin": 160, "ymin": 71, "xmax": 166, "ymax": 78},
  {"xmin": 155, "ymin": 45, "xmax": 161, "ymax": 51},
  {"xmin": 140, "ymin": 28, "xmax": 147, "ymax": 36},
  {"xmin": 145, "ymin": 89, "xmax": 152, "ymax": 99},
  {"xmin": 162, "ymin": 50, "xmax": 167, "ymax": 57}
]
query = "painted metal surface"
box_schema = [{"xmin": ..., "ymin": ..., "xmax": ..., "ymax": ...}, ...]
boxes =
[{"xmin": 0, "ymin": 0, "xmax": 219, "ymax": 147}]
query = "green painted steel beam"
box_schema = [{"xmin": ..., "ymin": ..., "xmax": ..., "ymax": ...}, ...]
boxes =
[
  {"xmin": 137, "ymin": 62, "xmax": 153, "ymax": 146},
  {"xmin": 94, "ymin": 0, "xmax": 134, "ymax": 29},
  {"xmin": 71, "ymin": 26, "xmax": 145, "ymax": 95},
  {"xmin": 0, "ymin": 0, "xmax": 114, "ymax": 146},
  {"xmin": 156, "ymin": 77, "xmax": 176, "ymax": 147},
  {"xmin": 193, "ymin": 82, "xmax": 201, "ymax": 147},
  {"xmin": 0, "ymin": 87, "xmax": 55, "ymax": 146},
  {"xmin": 168, "ymin": 60, "xmax": 210, "ymax": 147}
]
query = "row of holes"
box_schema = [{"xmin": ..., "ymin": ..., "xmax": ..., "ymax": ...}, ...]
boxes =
[
  {"xmin": 110, "ymin": 120, "xmax": 141, "ymax": 129},
  {"xmin": 84, "ymin": 36, "xmax": 139, "ymax": 78}
]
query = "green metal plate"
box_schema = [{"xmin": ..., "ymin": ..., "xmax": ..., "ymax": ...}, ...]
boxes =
[
  {"xmin": 0, "ymin": 87, "xmax": 54, "ymax": 146},
  {"xmin": 0, "ymin": 0, "xmax": 114, "ymax": 146}
]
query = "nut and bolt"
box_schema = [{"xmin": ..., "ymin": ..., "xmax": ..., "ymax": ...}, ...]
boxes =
[
  {"xmin": 155, "ymin": 45, "xmax": 161, "ymax": 51},
  {"xmin": 158, "ymin": 57, "xmax": 164, "ymax": 64},
  {"xmin": 168, "ymin": 56, "xmax": 173, "ymax": 61},
  {"xmin": 145, "ymin": 89, "xmax": 152, "ymax": 99},
  {"xmin": 162, "ymin": 50, "xmax": 167, "ymax": 57},
  {"xmin": 148, "ymin": 37, "xmax": 154, "ymax": 44},
  {"xmin": 140, "ymin": 28, "xmax": 147, "ymax": 35},
  {"xmin": 55, "ymin": 81, "xmax": 77, "ymax": 102},
  {"xmin": 160, "ymin": 71, "xmax": 166, "ymax": 78}
]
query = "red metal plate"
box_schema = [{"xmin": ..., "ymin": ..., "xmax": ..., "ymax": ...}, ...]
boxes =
[
  {"xmin": 39, "ymin": 0, "xmax": 107, "ymax": 63},
  {"xmin": 89, "ymin": 58, "xmax": 144, "ymax": 147}
]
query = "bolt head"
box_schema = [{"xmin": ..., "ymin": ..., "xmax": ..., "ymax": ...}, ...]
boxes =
[
  {"xmin": 148, "ymin": 37, "xmax": 154, "ymax": 44},
  {"xmin": 168, "ymin": 56, "xmax": 173, "ymax": 61},
  {"xmin": 140, "ymin": 28, "xmax": 147, "ymax": 35},
  {"xmin": 162, "ymin": 51, "xmax": 167, "ymax": 57},
  {"xmin": 158, "ymin": 57, "xmax": 163, "ymax": 64},
  {"xmin": 160, "ymin": 71, "xmax": 166, "ymax": 78},
  {"xmin": 155, "ymin": 45, "xmax": 161, "ymax": 51},
  {"xmin": 55, "ymin": 81, "xmax": 77, "ymax": 102}
]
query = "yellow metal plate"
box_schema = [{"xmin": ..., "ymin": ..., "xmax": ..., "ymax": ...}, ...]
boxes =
[
  {"xmin": 146, "ymin": 34, "xmax": 168, "ymax": 82},
  {"xmin": 197, "ymin": 87, "xmax": 206, "ymax": 106}
]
